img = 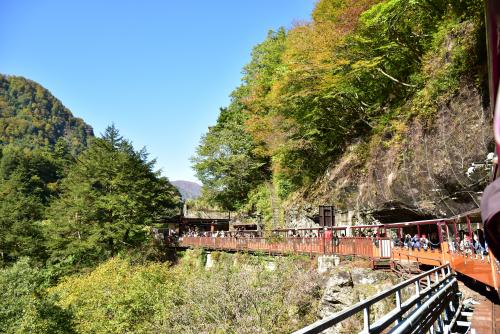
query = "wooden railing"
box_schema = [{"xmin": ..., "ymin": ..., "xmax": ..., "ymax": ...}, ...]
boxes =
[
  {"xmin": 176, "ymin": 236, "xmax": 500, "ymax": 291},
  {"xmin": 391, "ymin": 244, "xmax": 500, "ymax": 290},
  {"xmin": 179, "ymin": 236, "xmax": 375, "ymax": 257}
]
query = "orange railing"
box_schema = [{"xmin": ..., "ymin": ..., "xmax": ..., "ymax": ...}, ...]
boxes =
[
  {"xmin": 390, "ymin": 243, "xmax": 500, "ymax": 290},
  {"xmin": 177, "ymin": 236, "xmax": 500, "ymax": 290},
  {"xmin": 178, "ymin": 236, "xmax": 375, "ymax": 258}
]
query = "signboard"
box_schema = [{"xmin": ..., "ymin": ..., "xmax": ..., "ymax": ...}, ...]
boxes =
[{"xmin": 319, "ymin": 205, "xmax": 334, "ymax": 227}]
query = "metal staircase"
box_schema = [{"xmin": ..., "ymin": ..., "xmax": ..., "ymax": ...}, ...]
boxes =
[{"xmin": 293, "ymin": 264, "xmax": 466, "ymax": 334}]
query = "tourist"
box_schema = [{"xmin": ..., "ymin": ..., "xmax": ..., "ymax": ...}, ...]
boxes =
[
  {"xmin": 473, "ymin": 232, "xmax": 485, "ymax": 260},
  {"xmin": 420, "ymin": 234, "xmax": 429, "ymax": 250},
  {"xmin": 460, "ymin": 234, "xmax": 473, "ymax": 255},
  {"xmin": 324, "ymin": 228, "xmax": 332, "ymax": 241},
  {"xmin": 411, "ymin": 234, "xmax": 420, "ymax": 250},
  {"xmin": 404, "ymin": 234, "xmax": 412, "ymax": 249}
]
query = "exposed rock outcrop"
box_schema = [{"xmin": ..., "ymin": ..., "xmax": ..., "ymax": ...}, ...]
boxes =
[
  {"xmin": 318, "ymin": 267, "xmax": 398, "ymax": 333},
  {"xmin": 285, "ymin": 83, "xmax": 492, "ymax": 226}
]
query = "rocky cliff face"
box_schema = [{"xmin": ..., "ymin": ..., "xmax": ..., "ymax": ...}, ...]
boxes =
[
  {"xmin": 285, "ymin": 82, "xmax": 492, "ymax": 226},
  {"xmin": 282, "ymin": 17, "xmax": 491, "ymax": 227},
  {"xmin": 318, "ymin": 267, "xmax": 398, "ymax": 333}
]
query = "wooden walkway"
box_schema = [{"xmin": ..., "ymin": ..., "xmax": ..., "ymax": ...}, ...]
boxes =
[{"xmin": 471, "ymin": 299, "xmax": 500, "ymax": 334}]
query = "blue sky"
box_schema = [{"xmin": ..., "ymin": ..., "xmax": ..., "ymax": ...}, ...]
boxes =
[{"xmin": 0, "ymin": 0, "xmax": 315, "ymax": 182}]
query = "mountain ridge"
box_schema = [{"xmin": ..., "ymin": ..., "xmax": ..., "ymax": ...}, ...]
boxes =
[
  {"xmin": 171, "ymin": 180, "xmax": 202, "ymax": 200},
  {"xmin": 0, "ymin": 74, "xmax": 94, "ymax": 154}
]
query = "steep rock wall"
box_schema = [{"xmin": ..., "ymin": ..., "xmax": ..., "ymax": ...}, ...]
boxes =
[{"xmin": 285, "ymin": 83, "xmax": 492, "ymax": 225}]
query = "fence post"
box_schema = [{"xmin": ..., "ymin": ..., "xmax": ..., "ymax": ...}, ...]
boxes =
[
  {"xmin": 309, "ymin": 238, "xmax": 312, "ymax": 258},
  {"xmin": 395, "ymin": 289, "xmax": 402, "ymax": 325},
  {"xmin": 363, "ymin": 306, "xmax": 370, "ymax": 333}
]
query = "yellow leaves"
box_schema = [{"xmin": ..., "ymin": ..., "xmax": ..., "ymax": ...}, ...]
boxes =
[
  {"xmin": 312, "ymin": 0, "xmax": 346, "ymax": 24},
  {"xmin": 276, "ymin": 0, "xmax": 383, "ymax": 100},
  {"xmin": 49, "ymin": 257, "xmax": 177, "ymax": 334},
  {"xmin": 245, "ymin": 112, "xmax": 293, "ymax": 158},
  {"xmin": 351, "ymin": 57, "xmax": 384, "ymax": 71},
  {"xmin": 47, "ymin": 255, "xmax": 321, "ymax": 333}
]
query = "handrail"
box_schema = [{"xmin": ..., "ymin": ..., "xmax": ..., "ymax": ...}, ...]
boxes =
[
  {"xmin": 179, "ymin": 236, "xmax": 375, "ymax": 257},
  {"xmin": 292, "ymin": 264, "xmax": 457, "ymax": 334},
  {"xmin": 391, "ymin": 249, "xmax": 443, "ymax": 264}
]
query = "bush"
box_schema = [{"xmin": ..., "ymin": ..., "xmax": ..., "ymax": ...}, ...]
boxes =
[
  {"xmin": 49, "ymin": 255, "xmax": 321, "ymax": 334},
  {"xmin": 0, "ymin": 258, "xmax": 74, "ymax": 334}
]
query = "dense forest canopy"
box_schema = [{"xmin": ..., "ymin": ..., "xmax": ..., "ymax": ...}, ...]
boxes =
[
  {"xmin": 45, "ymin": 125, "xmax": 182, "ymax": 272},
  {"xmin": 192, "ymin": 0, "xmax": 485, "ymax": 223},
  {"xmin": 0, "ymin": 75, "xmax": 93, "ymax": 154}
]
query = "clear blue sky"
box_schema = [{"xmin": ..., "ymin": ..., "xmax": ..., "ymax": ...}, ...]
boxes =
[{"xmin": 0, "ymin": 0, "xmax": 315, "ymax": 183}]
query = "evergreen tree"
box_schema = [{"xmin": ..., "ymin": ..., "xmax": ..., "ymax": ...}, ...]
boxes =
[
  {"xmin": 46, "ymin": 125, "xmax": 181, "ymax": 270},
  {"xmin": 0, "ymin": 146, "xmax": 63, "ymax": 265}
]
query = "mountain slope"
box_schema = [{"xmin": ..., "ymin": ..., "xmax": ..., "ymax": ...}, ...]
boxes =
[
  {"xmin": 192, "ymin": 0, "xmax": 486, "ymax": 226},
  {"xmin": 171, "ymin": 180, "xmax": 202, "ymax": 200},
  {"xmin": 0, "ymin": 74, "xmax": 93, "ymax": 153}
]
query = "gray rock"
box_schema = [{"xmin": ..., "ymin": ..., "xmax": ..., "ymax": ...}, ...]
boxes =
[{"xmin": 317, "ymin": 268, "xmax": 398, "ymax": 333}]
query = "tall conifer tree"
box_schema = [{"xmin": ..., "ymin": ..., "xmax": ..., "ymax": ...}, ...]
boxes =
[{"xmin": 46, "ymin": 125, "xmax": 181, "ymax": 270}]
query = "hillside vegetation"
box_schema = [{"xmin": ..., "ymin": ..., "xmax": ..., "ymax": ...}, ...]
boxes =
[
  {"xmin": 0, "ymin": 77, "xmax": 182, "ymax": 269},
  {"xmin": 0, "ymin": 75, "xmax": 93, "ymax": 154},
  {"xmin": 0, "ymin": 76, "xmax": 184, "ymax": 332},
  {"xmin": 192, "ymin": 0, "xmax": 488, "ymax": 224}
]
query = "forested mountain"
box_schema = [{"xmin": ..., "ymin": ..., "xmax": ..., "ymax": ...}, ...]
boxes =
[
  {"xmin": 0, "ymin": 76, "xmax": 182, "ymax": 270},
  {"xmin": 193, "ymin": 0, "xmax": 488, "ymax": 225},
  {"xmin": 171, "ymin": 180, "xmax": 202, "ymax": 200},
  {"xmin": 0, "ymin": 74, "xmax": 93, "ymax": 154}
]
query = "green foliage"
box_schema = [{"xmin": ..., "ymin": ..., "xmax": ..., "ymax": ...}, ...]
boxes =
[
  {"xmin": 243, "ymin": 182, "xmax": 283, "ymax": 227},
  {"xmin": 45, "ymin": 125, "xmax": 181, "ymax": 272},
  {"xmin": 50, "ymin": 257, "xmax": 179, "ymax": 334},
  {"xmin": 192, "ymin": 29, "xmax": 287, "ymax": 210},
  {"xmin": 0, "ymin": 258, "xmax": 74, "ymax": 334},
  {"xmin": 193, "ymin": 0, "xmax": 485, "ymax": 214},
  {"xmin": 0, "ymin": 146, "xmax": 68, "ymax": 265},
  {"xmin": 410, "ymin": 17, "xmax": 485, "ymax": 120},
  {"xmin": 0, "ymin": 74, "xmax": 93, "ymax": 266},
  {"xmin": 0, "ymin": 75, "xmax": 93, "ymax": 155},
  {"xmin": 244, "ymin": 183, "xmax": 272, "ymax": 220},
  {"xmin": 50, "ymin": 255, "xmax": 321, "ymax": 334},
  {"xmin": 192, "ymin": 105, "xmax": 269, "ymax": 211}
]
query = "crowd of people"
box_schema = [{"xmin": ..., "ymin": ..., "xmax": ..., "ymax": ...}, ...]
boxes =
[
  {"xmin": 389, "ymin": 228, "xmax": 489, "ymax": 260},
  {"xmin": 449, "ymin": 230, "xmax": 488, "ymax": 259},
  {"xmin": 163, "ymin": 226, "xmax": 492, "ymax": 261},
  {"xmin": 181, "ymin": 228, "xmax": 261, "ymax": 239},
  {"xmin": 395, "ymin": 233, "xmax": 439, "ymax": 251}
]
